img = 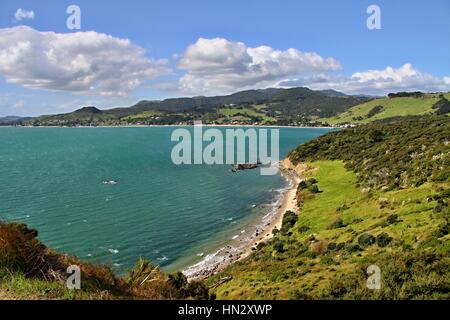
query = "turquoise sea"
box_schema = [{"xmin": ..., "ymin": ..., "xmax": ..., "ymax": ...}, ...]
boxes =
[{"xmin": 0, "ymin": 126, "xmax": 330, "ymax": 273}]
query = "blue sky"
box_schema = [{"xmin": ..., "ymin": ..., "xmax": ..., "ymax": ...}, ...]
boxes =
[{"xmin": 0, "ymin": 0, "xmax": 449, "ymax": 116}]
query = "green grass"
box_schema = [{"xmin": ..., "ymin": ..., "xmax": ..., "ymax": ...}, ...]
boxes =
[
  {"xmin": 320, "ymin": 93, "xmax": 450, "ymax": 124},
  {"xmin": 208, "ymin": 160, "xmax": 449, "ymax": 299},
  {"xmin": 217, "ymin": 107, "xmax": 275, "ymax": 124},
  {"xmin": 122, "ymin": 111, "xmax": 165, "ymax": 120},
  {"xmin": 0, "ymin": 269, "xmax": 94, "ymax": 300}
]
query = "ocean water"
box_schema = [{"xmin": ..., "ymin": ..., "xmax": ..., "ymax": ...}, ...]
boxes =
[{"xmin": 0, "ymin": 126, "xmax": 330, "ymax": 273}]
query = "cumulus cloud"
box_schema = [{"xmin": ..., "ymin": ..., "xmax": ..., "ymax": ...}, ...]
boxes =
[
  {"xmin": 14, "ymin": 8, "xmax": 35, "ymax": 21},
  {"xmin": 0, "ymin": 26, "xmax": 169, "ymax": 96},
  {"xmin": 177, "ymin": 38, "xmax": 341, "ymax": 95},
  {"xmin": 280, "ymin": 64, "xmax": 450, "ymax": 95}
]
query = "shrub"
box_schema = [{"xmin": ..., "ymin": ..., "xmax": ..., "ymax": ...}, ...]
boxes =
[
  {"xmin": 434, "ymin": 203, "xmax": 447, "ymax": 213},
  {"xmin": 310, "ymin": 240, "xmax": 329, "ymax": 255},
  {"xmin": 433, "ymin": 223, "xmax": 449, "ymax": 238},
  {"xmin": 183, "ymin": 281, "xmax": 211, "ymax": 300},
  {"xmin": 298, "ymin": 180, "xmax": 308, "ymax": 190},
  {"xmin": 256, "ymin": 242, "xmax": 266, "ymax": 250},
  {"xmin": 327, "ymin": 218, "xmax": 345, "ymax": 230},
  {"xmin": 126, "ymin": 258, "xmax": 163, "ymax": 288},
  {"xmin": 302, "ymin": 251, "xmax": 317, "ymax": 259},
  {"xmin": 308, "ymin": 185, "xmax": 320, "ymax": 194},
  {"xmin": 298, "ymin": 225, "xmax": 310, "ymax": 233},
  {"xmin": 320, "ymin": 256, "xmax": 334, "ymax": 265},
  {"xmin": 0, "ymin": 222, "xmax": 64, "ymax": 280},
  {"xmin": 376, "ymin": 232, "xmax": 392, "ymax": 247},
  {"xmin": 281, "ymin": 211, "xmax": 298, "ymax": 234},
  {"xmin": 328, "ymin": 242, "xmax": 337, "ymax": 251},
  {"xmin": 382, "ymin": 214, "xmax": 400, "ymax": 227},
  {"xmin": 358, "ymin": 233, "xmax": 376, "ymax": 248},
  {"xmin": 345, "ymin": 243, "xmax": 362, "ymax": 253},
  {"xmin": 273, "ymin": 241, "xmax": 285, "ymax": 253}
]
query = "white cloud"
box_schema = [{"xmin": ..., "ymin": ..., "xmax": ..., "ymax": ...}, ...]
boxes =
[
  {"xmin": 280, "ymin": 64, "xmax": 450, "ymax": 95},
  {"xmin": 0, "ymin": 26, "xmax": 169, "ymax": 96},
  {"xmin": 175, "ymin": 39, "xmax": 449, "ymax": 96},
  {"xmin": 177, "ymin": 38, "xmax": 341, "ymax": 95},
  {"xmin": 14, "ymin": 8, "xmax": 35, "ymax": 22}
]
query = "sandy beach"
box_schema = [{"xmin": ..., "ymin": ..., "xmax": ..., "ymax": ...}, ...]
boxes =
[{"xmin": 183, "ymin": 158, "xmax": 304, "ymax": 281}]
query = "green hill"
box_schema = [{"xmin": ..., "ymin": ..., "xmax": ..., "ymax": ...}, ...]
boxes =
[
  {"xmin": 25, "ymin": 87, "xmax": 369, "ymax": 127},
  {"xmin": 319, "ymin": 93, "xmax": 450, "ymax": 125},
  {"xmin": 208, "ymin": 115, "xmax": 450, "ymax": 299}
]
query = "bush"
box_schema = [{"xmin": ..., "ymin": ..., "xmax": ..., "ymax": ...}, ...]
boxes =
[
  {"xmin": 327, "ymin": 218, "xmax": 345, "ymax": 230},
  {"xmin": 376, "ymin": 232, "xmax": 392, "ymax": 247},
  {"xmin": 302, "ymin": 251, "xmax": 317, "ymax": 259},
  {"xmin": 0, "ymin": 222, "xmax": 62, "ymax": 280},
  {"xmin": 433, "ymin": 223, "xmax": 449, "ymax": 238},
  {"xmin": 328, "ymin": 242, "xmax": 337, "ymax": 251},
  {"xmin": 345, "ymin": 243, "xmax": 362, "ymax": 253},
  {"xmin": 273, "ymin": 241, "xmax": 285, "ymax": 253},
  {"xmin": 434, "ymin": 203, "xmax": 447, "ymax": 213},
  {"xmin": 320, "ymin": 256, "xmax": 334, "ymax": 265},
  {"xmin": 310, "ymin": 240, "xmax": 329, "ymax": 255},
  {"xmin": 281, "ymin": 211, "xmax": 298, "ymax": 234},
  {"xmin": 358, "ymin": 233, "xmax": 376, "ymax": 248},
  {"xmin": 299, "ymin": 178, "xmax": 318, "ymax": 191},
  {"xmin": 308, "ymin": 185, "xmax": 320, "ymax": 194},
  {"xmin": 298, "ymin": 225, "xmax": 310, "ymax": 233},
  {"xmin": 298, "ymin": 180, "xmax": 308, "ymax": 190},
  {"xmin": 382, "ymin": 214, "xmax": 400, "ymax": 227},
  {"xmin": 256, "ymin": 242, "xmax": 266, "ymax": 250}
]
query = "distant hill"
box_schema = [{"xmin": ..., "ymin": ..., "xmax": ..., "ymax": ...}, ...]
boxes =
[
  {"xmin": 319, "ymin": 89, "xmax": 348, "ymax": 97},
  {"xmin": 0, "ymin": 116, "xmax": 32, "ymax": 125},
  {"xmin": 319, "ymin": 92, "xmax": 450, "ymax": 125},
  {"xmin": 26, "ymin": 87, "xmax": 370, "ymax": 126}
]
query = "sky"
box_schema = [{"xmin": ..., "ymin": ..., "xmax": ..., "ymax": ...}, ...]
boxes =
[{"xmin": 0, "ymin": 0, "xmax": 449, "ymax": 116}]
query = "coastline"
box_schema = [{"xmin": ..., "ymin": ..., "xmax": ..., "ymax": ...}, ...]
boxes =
[
  {"xmin": 183, "ymin": 158, "xmax": 303, "ymax": 281},
  {"xmin": 2, "ymin": 124, "xmax": 336, "ymax": 129}
]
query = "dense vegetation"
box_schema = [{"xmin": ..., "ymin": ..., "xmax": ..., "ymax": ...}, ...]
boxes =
[
  {"xmin": 0, "ymin": 222, "xmax": 211, "ymax": 300},
  {"xmin": 209, "ymin": 115, "xmax": 449, "ymax": 299},
  {"xmin": 289, "ymin": 116, "xmax": 450, "ymax": 190},
  {"xmin": 21, "ymin": 87, "xmax": 368, "ymax": 127}
]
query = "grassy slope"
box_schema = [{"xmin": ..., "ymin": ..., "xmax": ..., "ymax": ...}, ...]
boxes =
[
  {"xmin": 320, "ymin": 93, "xmax": 450, "ymax": 124},
  {"xmin": 122, "ymin": 111, "xmax": 165, "ymax": 120},
  {"xmin": 209, "ymin": 161, "xmax": 449, "ymax": 299},
  {"xmin": 0, "ymin": 223, "xmax": 211, "ymax": 300},
  {"xmin": 217, "ymin": 107, "xmax": 276, "ymax": 124}
]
